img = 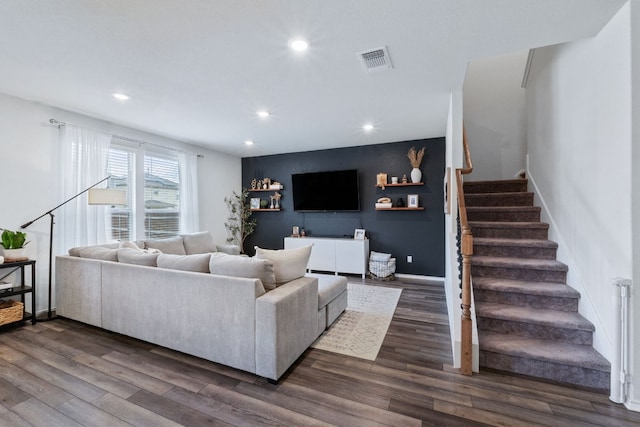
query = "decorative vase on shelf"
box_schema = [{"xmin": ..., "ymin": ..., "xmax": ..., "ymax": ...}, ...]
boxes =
[{"xmin": 410, "ymin": 167, "xmax": 422, "ymax": 183}]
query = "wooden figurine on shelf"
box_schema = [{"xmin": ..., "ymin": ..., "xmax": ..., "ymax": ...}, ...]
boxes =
[
  {"xmin": 251, "ymin": 178, "xmax": 257, "ymax": 190},
  {"xmin": 402, "ymin": 174, "xmax": 408, "ymax": 184}
]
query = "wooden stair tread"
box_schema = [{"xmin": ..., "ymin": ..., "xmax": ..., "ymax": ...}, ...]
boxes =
[
  {"xmin": 480, "ymin": 333, "xmax": 610, "ymax": 371},
  {"xmin": 475, "ymin": 302, "xmax": 594, "ymax": 331}
]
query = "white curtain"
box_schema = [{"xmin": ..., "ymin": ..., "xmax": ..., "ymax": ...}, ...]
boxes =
[
  {"xmin": 178, "ymin": 151, "xmax": 199, "ymax": 233},
  {"xmin": 57, "ymin": 124, "xmax": 112, "ymax": 252}
]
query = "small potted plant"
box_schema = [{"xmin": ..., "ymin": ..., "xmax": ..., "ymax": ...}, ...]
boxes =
[{"xmin": 1, "ymin": 230, "xmax": 29, "ymax": 260}]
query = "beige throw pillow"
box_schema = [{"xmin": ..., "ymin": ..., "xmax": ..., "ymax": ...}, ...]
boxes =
[
  {"xmin": 254, "ymin": 245, "xmax": 312, "ymax": 285},
  {"xmin": 145, "ymin": 236, "xmax": 186, "ymax": 255},
  {"xmin": 68, "ymin": 246, "xmax": 118, "ymax": 261},
  {"xmin": 209, "ymin": 252, "xmax": 276, "ymax": 290}
]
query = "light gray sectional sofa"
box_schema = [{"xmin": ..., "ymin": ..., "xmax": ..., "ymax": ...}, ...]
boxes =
[{"xmin": 55, "ymin": 232, "xmax": 347, "ymax": 381}]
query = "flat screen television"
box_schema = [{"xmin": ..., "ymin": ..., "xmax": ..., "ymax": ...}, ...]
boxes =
[{"xmin": 292, "ymin": 169, "xmax": 360, "ymax": 211}]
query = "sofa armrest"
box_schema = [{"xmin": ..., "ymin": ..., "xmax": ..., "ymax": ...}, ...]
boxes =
[
  {"xmin": 55, "ymin": 256, "xmax": 104, "ymax": 327},
  {"xmin": 255, "ymin": 276, "xmax": 318, "ymax": 380}
]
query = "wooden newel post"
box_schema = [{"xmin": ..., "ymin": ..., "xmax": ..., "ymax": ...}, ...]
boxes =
[{"xmin": 460, "ymin": 227, "xmax": 473, "ymax": 376}]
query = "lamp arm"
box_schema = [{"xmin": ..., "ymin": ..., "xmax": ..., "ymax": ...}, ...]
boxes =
[{"xmin": 20, "ymin": 176, "xmax": 111, "ymax": 229}]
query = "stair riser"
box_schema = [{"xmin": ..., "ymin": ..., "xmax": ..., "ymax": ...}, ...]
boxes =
[
  {"xmin": 472, "ymin": 266, "xmax": 567, "ymax": 283},
  {"xmin": 479, "ymin": 351, "xmax": 609, "ymax": 394},
  {"xmin": 472, "ymin": 227, "xmax": 548, "ymax": 240},
  {"xmin": 473, "ymin": 289, "xmax": 578, "ymax": 312},
  {"xmin": 473, "ymin": 245, "xmax": 557, "ymax": 260},
  {"xmin": 465, "ymin": 193, "xmax": 534, "ymax": 207},
  {"xmin": 467, "ymin": 210, "xmax": 540, "ymax": 222},
  {"xmin": 464, "ymin": 182, "xmax": 528, "ymax": 194},
  {"xmin": 477, "ymin": 318, "xmax": 592, "ymax": 345}
]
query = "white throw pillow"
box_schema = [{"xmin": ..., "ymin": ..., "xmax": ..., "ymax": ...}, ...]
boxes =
[
  {"xmin": 181, "ymin": 231, "xmax": 216, "ymax": 254},
  {"xmin": 117, "ymin": 248, "xmax": 160, "ymax": 266},
  {"xmin": 157, "ymin": 253, "xmax": 211, "ymax": 273},
  {"xmin": 209, "ymin": 252, "xmax": 276, "ymax": 290},
  {"xmin": 254, "ymin": 245, "xmax": 312, "ymax": 284},
  {"xmin": 145, "ymin": 236, "xmax": 186, "ymax": 255}
]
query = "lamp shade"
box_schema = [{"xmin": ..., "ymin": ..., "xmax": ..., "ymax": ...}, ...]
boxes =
[{"xmin": 88, "ymin": 188, "xmax": 126, "ymax": 205}]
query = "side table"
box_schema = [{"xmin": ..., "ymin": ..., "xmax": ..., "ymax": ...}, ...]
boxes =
[{"xmin": 0, "ymin": 259, "xmax": 36, "ymax": 327}]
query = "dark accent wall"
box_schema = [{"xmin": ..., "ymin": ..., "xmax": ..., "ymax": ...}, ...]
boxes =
[{"xmin": 241, "ymin": 137, "xmax": 445, "ymax": 276}]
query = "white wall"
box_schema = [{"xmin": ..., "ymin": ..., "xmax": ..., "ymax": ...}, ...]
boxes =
[
  {"xmin": 463, "ymin": 51, "xmax": 528, "ymax": 180},
  {"xmin": 0, "ymin": 92, "xmax": 241, "ymax": 315},
  {"xmin": 526, "ymin": 3, "xmax": 633, "ymax": 405}
]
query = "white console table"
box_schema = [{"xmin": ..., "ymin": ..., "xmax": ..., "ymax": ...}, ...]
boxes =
[{"xmin": 284, "ymin": 236, "xmax": 369, "ymax": 278}]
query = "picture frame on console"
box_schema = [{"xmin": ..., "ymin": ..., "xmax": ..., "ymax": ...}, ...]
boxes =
[{"xmin": 354, "ymin": 229, "xmax": 366, "ymax": 240}]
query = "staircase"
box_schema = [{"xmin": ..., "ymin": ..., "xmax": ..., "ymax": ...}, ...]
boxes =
[{"xmin": 464, "ymin": 178, "xmax": 610, "ymax": 393}]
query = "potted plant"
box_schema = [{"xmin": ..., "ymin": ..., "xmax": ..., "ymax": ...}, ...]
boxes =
[
  {"xmin": 1, "ymin": 229, "xmax": 29, "ymax": 260},
  {"xmin": 224, "ymin": 188, "xmax": 257, "ymax": 254}
]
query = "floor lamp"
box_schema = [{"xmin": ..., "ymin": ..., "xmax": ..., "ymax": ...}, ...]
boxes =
[{"xmin": 21, "ymin": 176, "xmax": 126, "ymax": 321}]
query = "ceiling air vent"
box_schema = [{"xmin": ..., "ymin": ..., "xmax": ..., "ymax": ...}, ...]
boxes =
[{"xmin": 358, "ymin": 46, "xmax": 393, "ymax": 73}]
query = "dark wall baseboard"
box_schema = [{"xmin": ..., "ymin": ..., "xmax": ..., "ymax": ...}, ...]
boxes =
[{"xmin": 241, "ymin": 137, "xmax": 445, "ymax": 276}]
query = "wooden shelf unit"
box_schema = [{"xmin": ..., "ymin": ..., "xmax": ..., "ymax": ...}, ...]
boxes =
[
  {"xmin": 375, "ymin": 207, "xmax": 424, "ymax": 211},
  {"xmin": 376, "ymin": 182, "xmax": 424, "ymax": 188}
]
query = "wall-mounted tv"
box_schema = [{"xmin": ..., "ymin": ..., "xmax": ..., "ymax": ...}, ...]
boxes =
[{"xmin": 292, "ymin": 169, "xmax": 360, "ymax": 211}]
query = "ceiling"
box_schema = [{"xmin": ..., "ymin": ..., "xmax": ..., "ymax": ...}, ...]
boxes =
[{"xmin": 0, "ymin": 0, "xmax": 625, "ymax": 157}]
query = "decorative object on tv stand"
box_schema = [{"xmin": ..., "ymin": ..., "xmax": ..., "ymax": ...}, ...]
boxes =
[
  {"xmin": 292, "ymin": 226, "xmax": 300, "ymax": 237},
  {"xmin": 224, "ymin": 188, "xmax": 256, "ymax": 254},
  {"xmin": 408, "ymin": 194, "xmax": 419, "ymax": 208},
  {"xmin": 0, "ymin": 229, "xmax": 29, "ymax": 261},
  {"xmin": 354, "ymin": 229, "xmax": 366, "ymax": 240},
  {"xmin": 20, "ymin": 176, "xmax": 126, "ymax": 321},
  {"xmin": 407, "ymin": 146, "xmax": 426, "ymax": 183}
]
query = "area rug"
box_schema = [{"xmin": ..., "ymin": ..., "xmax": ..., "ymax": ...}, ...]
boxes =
[{"xmin": 311, "ymin": 283, "xmax": 402, "ymax": 361}]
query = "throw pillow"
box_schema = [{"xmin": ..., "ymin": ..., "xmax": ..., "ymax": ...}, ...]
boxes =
[
  {"xmin": 157, "ymin": 253, "xmax": 211, "ymax": 273},
  {"xmin": 117, "ymin": 248, "xmax": 160, "ymax": 266},
  {"xmin": 68, "ymin": 246, "xmax": 118, "ymax": 262},
  {"xmin": 370, "ymin": 251, "xmax": 392, "ymax": 262},
  {"xmin": 181, "ymin": 231, "xmax": 216, "ymax": 254},
  {"xmin": 216, "ymin": 244, "xmax": 241, "ymax": 256},
  {"xmin": 145, "ymin": 236, "xmax": 186, "ymax": 255},
  {"xmin": 119, "ymin": 241, "xmax": 144, "ymax": 250},
  {"xmin": 209, "ymin": 252, "xmax": 276, "ymax": 290},
  {"xmin": 254, "ymin": 245, "xmax": 312, "ymax": 284}
]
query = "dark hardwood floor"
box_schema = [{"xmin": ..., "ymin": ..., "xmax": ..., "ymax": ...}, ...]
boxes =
[{"xmin": 0, "ymin": 277, "xmax": 638, "ymax": 426}]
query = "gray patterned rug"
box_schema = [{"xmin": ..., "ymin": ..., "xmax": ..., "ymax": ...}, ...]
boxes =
[{"xmin": 311, "ymin": 283, "xmax": 402, "ymax": 361}]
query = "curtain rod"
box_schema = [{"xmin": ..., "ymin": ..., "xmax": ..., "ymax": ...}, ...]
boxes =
[{"xmin": 48, "ymin": 118, "xmax": 205, "ymax": 158}]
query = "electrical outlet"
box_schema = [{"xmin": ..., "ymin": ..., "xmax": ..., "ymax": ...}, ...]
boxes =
[{"xmin": 407, "ymin": 255, "xmax": 412, "ymax": 263}]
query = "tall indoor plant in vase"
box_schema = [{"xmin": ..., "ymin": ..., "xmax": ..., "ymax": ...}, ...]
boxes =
[
  {"xmin": 1, "ymin": 230, "xmax": 29, "ymax": 261},
  {"xmin": 407, "ymin": 146, "xmax": 426, "ymax": 183},
  {"xmin": 224, "ymin": 188, "xmax": 257, "ymax": 254}
]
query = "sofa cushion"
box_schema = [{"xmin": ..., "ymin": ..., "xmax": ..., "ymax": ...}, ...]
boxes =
[
  {"xmin": 181, "ymin": 231, "xmax": 216, "ymax": 254},
  {"xmin": 157, "ymin": 253, "xmax": 210, "ymax": 272},
  {"xmin": 117, "ymin": 247, "xmax": 160, "ymax": 266},
  {"xmin": 216, "ymin": 244, "xmax": 241, "ymax": 256},
  {"xmin": 118, "ymin": 241, "xmax": 145, "ymax": 250},
  {"xmin": 305, "ymin": 273, "xmax": 348, "ymax": 309},
  {"xmin": 254, "ymin": 245, "xmax": 312, "ymax": 285},
  {"xmin": 68, "ymin": 246, "xmax": 118, "ymax": 261},
  {"xmin": 145, "ymin": 236, "xmax": 186, "ymax": 255},
  {"xmin": 209, "ymin": 252, "xmax": 276, "ymax": 290}
]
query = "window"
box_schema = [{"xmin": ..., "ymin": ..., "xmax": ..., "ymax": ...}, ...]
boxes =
[{"xmin": 107, "ymin": 144, "xmax": 181, "ymax": 240}]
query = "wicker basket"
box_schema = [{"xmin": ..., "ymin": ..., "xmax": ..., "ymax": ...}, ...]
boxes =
[{"xmin": 0, "ymin": 300, "xmax": 24, "ymax": 326}]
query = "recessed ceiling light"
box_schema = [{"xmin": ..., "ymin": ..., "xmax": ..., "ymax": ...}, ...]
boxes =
[
  {"xmin": 113, "ymin": 93, "xmax": 130, "ymax": 101},
  {"xmin": 289, "ymin": 39, "xmax": 309, "ymax": 51},
  {"xmin": 363, "ymin": 123, "xmax": 374, "ymax": 132},
  {"xmin": 257, "ymin": 111, "xmax": 270, "ymax": 119},
  {"xmin": 245, "ymin": 140, "xmax": 255, "ymax": 146}
]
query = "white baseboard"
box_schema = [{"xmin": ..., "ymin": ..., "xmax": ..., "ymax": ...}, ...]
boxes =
[{"xmin": 395, "ymin": 273, "xmax": 444, "ymax": 284}]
